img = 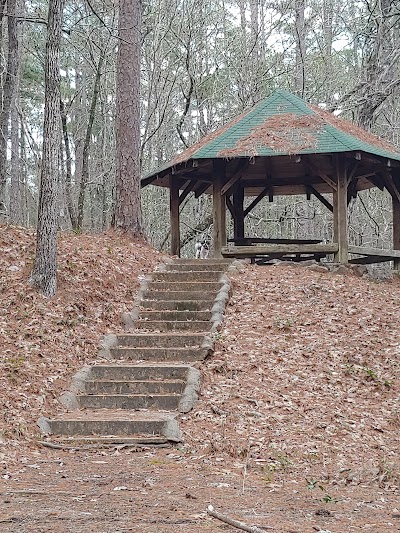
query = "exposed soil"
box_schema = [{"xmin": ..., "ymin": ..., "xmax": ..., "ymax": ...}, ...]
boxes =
[{"xmin": 1, "ymin": 227, "xmax": 400, "ymax": 532}]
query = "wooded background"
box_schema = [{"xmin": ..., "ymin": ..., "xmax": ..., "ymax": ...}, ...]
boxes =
[{"xmin": 0, "ymin": 0, "xmax": 399, "ymax": 257}]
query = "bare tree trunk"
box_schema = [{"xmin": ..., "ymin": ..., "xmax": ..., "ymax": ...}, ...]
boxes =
[
  {"xmin": 60, "ymin": 99, "xmax": 78, "ymax": 229},
  {"xmin": 77, "ymin": 50, "xmax": 105, "ymax": 231},
  {"xmin": 0, "ymin": 0, "xmax": 18, "ymax": 208},
  {"xmin": 294, "ymin": 0, "xmax": 306, "ymax": 97},
  {"xmin": 30, "ymin": 0, "xmax": 64, "ymax": 297},
  {"xmin": 238, "ymin": 0, "xmax": 246, "ymax": 34},
  {"xmin": 322, "ymin": 0, "xmax": 333, "ymax": 103},
  {"xmin": 249, "ymin": 0, "xmax": 259, "ymax": 55},
  {"xmin": 357, "ymin": 0, "xmax": 398, "ymax": 128},
  {"xmin": 114, "ymin": 0, "xmax": 143, "ymax": 236},
  {"xmin": 9, "ymin": 77, "xmax": 20, "ymax": 223},
  {"xmin": 9, "ymin": 0, "xmax": 23, "ymax": 224},
  {"xmin": 19, "ymin": 115, "xmax": 28, "ymax": 225}
]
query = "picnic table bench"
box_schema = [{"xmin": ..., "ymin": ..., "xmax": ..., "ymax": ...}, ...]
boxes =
[{"xmin": 222, "ymin": 238, "xmax": 337, "ymax": 263}]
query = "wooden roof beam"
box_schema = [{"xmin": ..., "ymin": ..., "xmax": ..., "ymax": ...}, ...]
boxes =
[
  {"xmin": 381, "ymin": 171, "xmax": 400, "ymax": 203},
  {"xmin": 318, "ymin": 171, "xmax": 337, "ymax": 191},
  {"xmin": 368, "ymin": 174, "xmax": 385, "ymax": 191},
  {"xmin": 305, "ymin": 157, "xmax": 337, "ymax": 191},
  {"xmin": 225, "ymin": 195, "xmax": 235, "ymax": 218},
  {"xmin": 141, "ymin": 175, "xmax": 160, "ymax": 188},
  {"xmin": 307, "ymin": 186, "xmax": 333, "ymax": 212},
  {"xmin": 347, "ymin": 178, "xmax": 359, "ymax": 204},
  {"xmin": 221, "ymin": 160, "xmax": 249, "ymax": 196},
  {"xmin": 347, "ymin": 161, "xmax": 360, "ymax": 185},
  {"xmin": 179, "ymin": 180, "xmax": 196, "ymax": 205},
  {"xmin": 244, "ymin": 186, "xmax": 270, "ymax": 217},
  {"xmin": 194, "ymin": 182, "xmax": 210, "ymax": 198}
]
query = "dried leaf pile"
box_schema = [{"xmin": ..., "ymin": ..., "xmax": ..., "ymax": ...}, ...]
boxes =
[
  {"xmin": 0, "ymin": 225, "xmax": 161, "ymax": 444},
  {"xmin": 218, "ymin": 113, "xmax": 324, "ymax": 157},
  {"xmin": 183, "ymin": 263, "xmax": 400, "ymax": 491}
]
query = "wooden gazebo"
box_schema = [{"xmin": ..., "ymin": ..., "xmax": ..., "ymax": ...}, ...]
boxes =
[{"xmin": 142, "ymin": 89, "xmax": 400, "ymax": 268}]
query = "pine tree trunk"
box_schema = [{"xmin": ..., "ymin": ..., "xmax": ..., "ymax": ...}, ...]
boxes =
[
  {"xmin": 19, "ymin": 115, "xmax": 28, "ymax": 226},
  {"xmin": 0, "ymin": 0, "xmax": 7, "ymax": 217},
  {"xmin": 9, "ymin": 78, "xmax": 20, "ymax": 223},
  {"xmin": 0, "ymin": 0, "xmax": 18, "ymax": 209},
  {"xmin": 114, "ymin": 0, "xmax": 143, "ymax": 236},
  {"xmin": 9, "ymin": 0, "xmax": 23, "ymax": 224},
  {"xmin": 77, "ymin": 51, "xmax": 104, "ymax": 231},
  {"xmin": 30, "ymin": 0, "xmax": 64, "ymax": 297},
  {"xmin": 60, "ymin": 99, "xmax": 78, "ymax": 229}
]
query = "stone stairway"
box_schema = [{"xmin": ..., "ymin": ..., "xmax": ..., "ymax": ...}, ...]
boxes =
[{"xmin": 38, "ymin": 258, "xmax": 234, "ymax": 447}]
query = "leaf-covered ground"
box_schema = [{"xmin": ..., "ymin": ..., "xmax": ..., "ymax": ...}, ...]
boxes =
[
  {"xmin": 0, "ymin": 225, "xmax": 162, "ymax": 443},
  {"xmin": 1, "ymin": 229, "xmax": 400, "ymax": 531},
  {"xmin": 184, "ymin": 263, "xmax": 400, "ymax": 489}
]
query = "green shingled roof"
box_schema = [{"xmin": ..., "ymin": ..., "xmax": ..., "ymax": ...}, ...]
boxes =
[{"xmin": 145, "ymin": 89, "xmax": 400, "ymax": 179}]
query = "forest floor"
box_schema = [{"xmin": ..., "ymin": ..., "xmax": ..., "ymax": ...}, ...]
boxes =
[{"xmin": 1, "ymin": 225, "xmax": 400, "ymax": 532}]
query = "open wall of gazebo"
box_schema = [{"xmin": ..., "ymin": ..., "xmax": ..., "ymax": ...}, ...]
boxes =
[{"xmin": 142, "ymin": 90, "xmax": 400, "ymax": 269}]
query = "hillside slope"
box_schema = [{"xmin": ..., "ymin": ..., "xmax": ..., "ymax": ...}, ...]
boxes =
[
  {"xmin": 1, "ymin": 231, "xmax": 400, "ymax": 531},
  {"xmin": 184, "ymin": 263, "xmax": 400, "ymax": 490},
  {"xmin": 0, "ymin": 225, "xmax": 161, "ymax": 443}
]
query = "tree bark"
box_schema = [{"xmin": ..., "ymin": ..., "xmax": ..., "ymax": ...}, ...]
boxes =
[
  {"xmin": 0, "ymin": 0, "xmax": 18, "ymax": 208},
  {"xmin": 60, "ymin": 98, "xmax": 78, "ymax": 229},
  {"xmin": 77, "ymin": 50, "xmax": 105, "ymax": 231},
  {"xmin": 114, "ymin": 0, "xmax": 143, "ymax": 236},
  {"xmin": 322, "ymin": 0, "xmax": 333, "ymax": 103},
  {"xmin": 357, "ymin": 0, "xmax": 397, "ymax": 129},
  {"xmin": 294, "ymin": 0, "xmax": 306, "ymax": 97},
  {"xmin": 30, "ymin": 0, "xmax": 64, "ymax": 297},
  {"xmin": 9, "ymin": 0, "xmax": 23, "ymax": 224}
]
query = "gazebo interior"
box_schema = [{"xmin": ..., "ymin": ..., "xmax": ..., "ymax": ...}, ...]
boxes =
[{"xmin": 142, "ymin": 89, "xmax": 400, "ymax": 269}]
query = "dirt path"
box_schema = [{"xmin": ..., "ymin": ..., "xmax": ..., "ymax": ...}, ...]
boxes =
[{"xmin": 1, "ymin": 446, "xmax": 399, "ymax": 532}]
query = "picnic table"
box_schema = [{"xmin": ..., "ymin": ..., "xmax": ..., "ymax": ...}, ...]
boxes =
[{"xmin": 222, "ymin": 237, "xmax": 336, "ymax": 263}]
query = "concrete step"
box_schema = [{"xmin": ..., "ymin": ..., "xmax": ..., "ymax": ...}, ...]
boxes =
[
  {"xmin": 166, "ymin": 262, "xmax": 230, "ymax": 272},
  {"xmin": 90, "ymin": 363, "xmax": 190, "ymax": 381},
  {"xmin": 135, "ymin": 320, "xmax": 211, "ymax": 332},
  {"xmin": 138, "ymin": 310, "xmax": 211, "ymax": 321},
  {"xmin": 40, "ymin": 411, "xmax": 179, "ymax": 438},
  {"xmin": 144, "ymin": 290, "xmax": 217, "ymax": 301},
  {"xmin": 116, "ymin": 333, "xmax": 205, "ymax": 347},
  {"xmin": 41, "ymin": 435, "xmax": 169, "ymax": 446},
  {"xmin": 85, "ymin": 379, "xmax": 184, "ymax": 395},
  {"xmin": 153, "ymin": 271, "xmax": 223, "ymax": 282},
  {"xmin": 110, "ymin": 346, "xmax": 207, "ymax": 362},
  {"xmin": 172, "ymin": 258, "xmax": 232, "ymax": 265},
  {"xmin": 140, "ymin": 299, "xmax": 212, "ymax": 311},
  {"xmin": 79, "ymin": 394, "xmax": 181, "ymax": 410},
  {"xmin": 148, "ymin": 281, "xmax": 221, "ymax": 292}
]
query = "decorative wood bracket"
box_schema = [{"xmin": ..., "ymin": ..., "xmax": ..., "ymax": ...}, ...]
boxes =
[
  {"xmin": 243, "ymin": 186, "xmax": 270, "ymax": 217},
  {"xmin": 307, "ymin": 185, "xmax": 333, "ymax": 212},
  {"xmin": 221, "ymin": 160, "xmax": 248, "ymax": 196}
]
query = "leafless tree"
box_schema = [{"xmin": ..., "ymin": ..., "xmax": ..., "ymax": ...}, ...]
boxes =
[{"xmin": 30, "ymin": 0, "xmax": 65, "ymax": 297}]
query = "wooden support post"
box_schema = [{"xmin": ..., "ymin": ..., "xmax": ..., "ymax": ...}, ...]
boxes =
[
  {"xmin": 169, "ymin": 176, "xmax": 180, "ymax": 257},
  {"xmin": 333, "ymin": 158, "xmax": 348, "ymax": 263},
  {"xmin": 213, "ymin": 160, "xmax": 226, "ymax": 258},
  {"xmin": 233, "ymin": 184, "xmax": 244, "ymax": 240},
  {"xmin": 393, "ymin": 172, "xmax": 400, "ymax": 271}
]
